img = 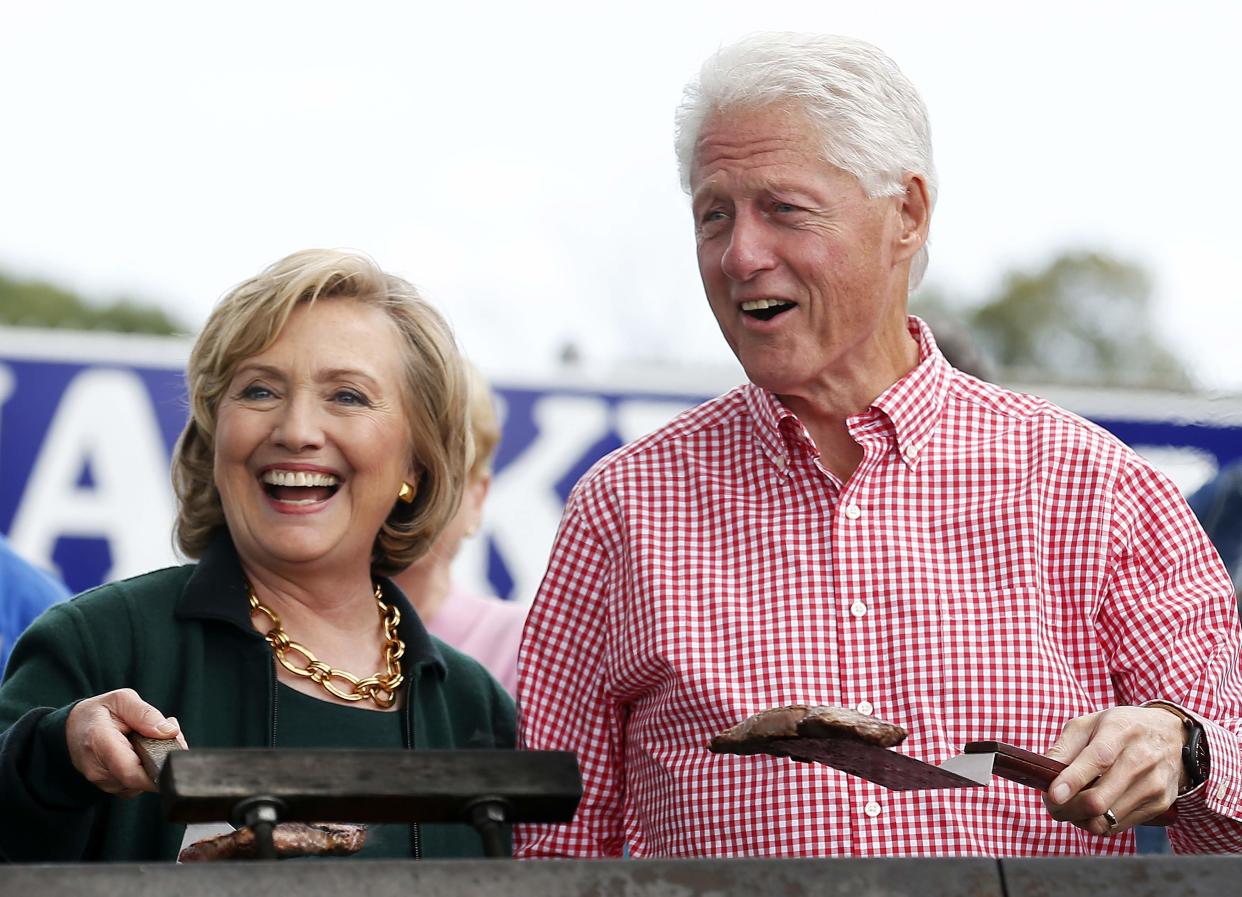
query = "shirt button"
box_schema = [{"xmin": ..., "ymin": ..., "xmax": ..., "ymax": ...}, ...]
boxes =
[
  {"xmin": 856, "ymin": 700, "xmax": 874, "ymax": 716},
  {"xmin": 774, "ymin": 455, "xmax": 786, "ymax": 469},
  {"xmin": 1217, "ymin": 785, "xmax": 1227, "ymax": 800},
  {"xmin": 904, "ymin": 446, "xmax": 918, "ymax": 461},
  {"xmin": 863, "ymin": 801, "xmax": 882, "ymax": 818},
  {"xmin": 850, "ymin": 600, "xmax": 867, "ymax": 618},
  {"xmin": 844, "ymin": 503, "xmax": 862, "ymax": 520}
]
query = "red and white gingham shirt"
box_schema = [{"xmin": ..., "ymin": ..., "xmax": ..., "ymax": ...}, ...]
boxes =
[{"xmin": 516, "ymin": 318, "xmax": 1242, "ymax": 857}]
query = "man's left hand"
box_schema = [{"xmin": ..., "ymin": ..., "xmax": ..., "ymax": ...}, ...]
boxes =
[{"xmin": 1043, "ymin": 706, "xmax": 1186, "ymax": 836}]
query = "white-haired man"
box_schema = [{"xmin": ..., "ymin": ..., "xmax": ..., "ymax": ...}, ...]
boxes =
[{"xmin": 517, "ymin": 33, "xmax": 1242, "ymax": 857}]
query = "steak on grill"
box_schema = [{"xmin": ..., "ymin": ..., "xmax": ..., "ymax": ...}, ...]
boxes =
[{"xmin": 178, "ymin": 822, "xmax": 368, "ymax": 862}]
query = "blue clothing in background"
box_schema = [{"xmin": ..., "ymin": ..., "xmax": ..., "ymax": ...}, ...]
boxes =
[
  {"xmin": 0, "ymin": 536, "xmax": 69, "ymax": 676},
  {"xmin": 1189, "ymin": 460, "xmax": 1242, "ymax": 589}
]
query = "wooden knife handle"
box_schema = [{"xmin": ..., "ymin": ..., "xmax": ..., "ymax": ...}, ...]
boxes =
[
  {"xmin": 963, "ymin": 741, "xmax": 1178, "ymax": 827},
  {"xmin": 127, "ymin": 733, "xmax": 183, "ymax": 785}
]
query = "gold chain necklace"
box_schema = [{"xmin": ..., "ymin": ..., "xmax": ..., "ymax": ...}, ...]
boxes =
[{"xmin": 248, "ymin": 582, "xmax": 405, "ymax": 709}]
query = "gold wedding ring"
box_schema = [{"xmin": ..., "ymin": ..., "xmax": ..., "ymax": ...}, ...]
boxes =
[{"xmin": 1102, "ymin": 808, "xmax": 1119, "ymax": 832}]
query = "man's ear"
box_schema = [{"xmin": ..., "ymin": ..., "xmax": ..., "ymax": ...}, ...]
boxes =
[{"xmin": 893, "ymin": 172, "xmax": 931, "ymax": 263}]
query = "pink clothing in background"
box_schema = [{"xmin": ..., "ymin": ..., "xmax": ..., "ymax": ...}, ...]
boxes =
[{"xmin": 426, "ymin": 586, "xmax": 527, "ymax": 694}]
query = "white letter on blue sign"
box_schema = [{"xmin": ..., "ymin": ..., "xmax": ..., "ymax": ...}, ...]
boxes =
[{"xmin": 9, "ymin": 369, "xmax": 178, "ymax": 582}]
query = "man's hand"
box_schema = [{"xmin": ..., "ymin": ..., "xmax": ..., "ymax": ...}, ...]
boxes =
[
  {"xmin": 65, "ymin": 688, "xmax": 188, "ymax": 798},
  {"xmin": 1043, "ymin": 706, "xmax": 1186, "ymax": 836}
]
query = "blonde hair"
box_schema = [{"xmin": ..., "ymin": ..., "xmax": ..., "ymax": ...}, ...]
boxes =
[
  {"xmin": 172, "ymin": 249, "xmax": 469, "ymax": 576},
  {"xmin": 463, "ymin": 361, "xmax": 501, "ymax": 480}
]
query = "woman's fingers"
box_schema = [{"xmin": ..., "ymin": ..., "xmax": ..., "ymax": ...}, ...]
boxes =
[
  {"xmin": 166, "ymin": 717, "xmax": 190, "ymax": 750},
  {"xmin": 65, "ymin": 689, "xmax": 181, "ymax": 797},
  {"xmin": 110, "ymin": 688, "xmax": 180, "ymax": 739}
]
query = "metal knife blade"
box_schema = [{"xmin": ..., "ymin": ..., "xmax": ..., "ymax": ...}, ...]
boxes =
[{"xmin": 936, "ymin": 750, "xmax": 996, "ymax": 785}]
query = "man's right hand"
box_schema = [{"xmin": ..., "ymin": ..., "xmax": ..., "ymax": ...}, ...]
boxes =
[{"xmin": 65, "ymin": 689, "xmax": 186, "ymax": 798}]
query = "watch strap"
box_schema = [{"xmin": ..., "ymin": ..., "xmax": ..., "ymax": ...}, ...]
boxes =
[{"xmin": 1142, "ymin": 700, "xmax": 1208, "ymax": 793}]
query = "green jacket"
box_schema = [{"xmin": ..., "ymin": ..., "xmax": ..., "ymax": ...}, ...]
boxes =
[{"xmin": 0, "ymin": 532, "xmax": 516, "ymax": 862}]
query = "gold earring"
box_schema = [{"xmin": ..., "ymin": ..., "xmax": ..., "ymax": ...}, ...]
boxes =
[{"xmin": 397, "ymin": 481, "xmax": 415, "ymax": 504}]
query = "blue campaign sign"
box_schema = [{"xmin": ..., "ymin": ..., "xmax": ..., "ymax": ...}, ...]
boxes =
[
  {"xmin": 1, "ymin": 338, "xmax": 190, "ymax": 594},
  {"xmin": 2, "ymin": 326, "xmax": 1241, "ymax": 601}
]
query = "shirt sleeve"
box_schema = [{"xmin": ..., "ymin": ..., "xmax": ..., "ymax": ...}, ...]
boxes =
[
  {"xmin": 0, "ymin": 540, "xmax": 70, "ymax": 676},
  {"xmin": 1097, "ymin": 457, "xmax": 1242, "ymax": 852},
  {"xmin": 514, "ymin": 492, "xmax": 628, "ymax": 858}
]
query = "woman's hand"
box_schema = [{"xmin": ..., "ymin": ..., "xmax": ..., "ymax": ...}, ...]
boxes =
[{"xmin": 65, "ymin": 689, "xmax": 188, "ymax": 798}]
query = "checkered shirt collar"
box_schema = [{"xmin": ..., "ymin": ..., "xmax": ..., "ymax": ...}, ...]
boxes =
[{"xmin": 742, "ymin": 315, "xmax": 952, "ymax": 470}]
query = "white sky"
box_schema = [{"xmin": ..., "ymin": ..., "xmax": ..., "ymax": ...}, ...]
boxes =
[{"xmin": 3, "ymin": 1, "xmax": 1240, "ymax": 390}]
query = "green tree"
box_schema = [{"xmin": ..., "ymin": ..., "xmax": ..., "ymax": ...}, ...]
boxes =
[
  {"xmin": 0, "ymin": 271, "xmax": 184, "ymax": 335},
  {"xmin": 914, "ymin": 251, "xmax": 1192, "ymax": 389}
]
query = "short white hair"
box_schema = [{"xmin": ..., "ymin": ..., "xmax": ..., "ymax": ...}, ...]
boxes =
[{"xmin": 675, "ymin": 32, "xmax": 938, "ymax": 290}]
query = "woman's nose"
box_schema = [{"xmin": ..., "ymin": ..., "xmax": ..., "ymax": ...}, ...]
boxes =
[{"xmin": 270, "ymin": 394, "xmax": 325, "ymax": 451}]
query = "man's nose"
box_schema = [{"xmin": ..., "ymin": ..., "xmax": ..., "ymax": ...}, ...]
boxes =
[
  {"xmin": 270, "ymin": 394, "xmax": 325, "ymax": 452},
  {"xmin": 719, "ymin": 213, "xmax": 776, "ymax": 282}
]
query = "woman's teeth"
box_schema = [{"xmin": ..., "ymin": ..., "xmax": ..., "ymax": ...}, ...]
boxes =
[{"xmin": 261, "ymin": 470, "xmax": 339, "ymax": 487}]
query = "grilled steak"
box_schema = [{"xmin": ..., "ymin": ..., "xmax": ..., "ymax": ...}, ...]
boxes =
[
  {"xmin": 709, "ymin": 704, "xmax": 907, "ymax": 755},
  {"xmin": 178, "ymin": 822, "xmax": 368, "ymax": 862}
]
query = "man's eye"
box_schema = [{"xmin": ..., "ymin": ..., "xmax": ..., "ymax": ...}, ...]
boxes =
[
  {"xmin": 773, "ymin": 202, "xmax": 799, "ymax": 214},
  {"xmin": 697, "ymin": 210, "xmax": 729, "ymax": 235}
]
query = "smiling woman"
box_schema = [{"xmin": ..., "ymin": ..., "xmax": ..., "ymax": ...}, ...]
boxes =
[
  {"xmin": 176, "ymin": 250, "xmax": 466, "ymax": 577},
  {"xmin": 0, "ymin": 250, "xmax": 516, "ymax": 862},
  {"xmin": 211, "ymin": 300, "xmax": 421, "ymax": 589}
]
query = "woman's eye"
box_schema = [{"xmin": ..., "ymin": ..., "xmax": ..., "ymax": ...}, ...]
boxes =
[
  {"xmin": 239, "ymin": 384, "xmax": 274, "ymax": 401},
  {"xmin": 334, "ymin": 389, "xmax": 370, "ymax": 407}
]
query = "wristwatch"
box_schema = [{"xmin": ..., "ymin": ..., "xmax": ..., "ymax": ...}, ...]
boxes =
[{"xmin": 1142, "ymin": 700, "xmax": 1210, "ymax": 793}]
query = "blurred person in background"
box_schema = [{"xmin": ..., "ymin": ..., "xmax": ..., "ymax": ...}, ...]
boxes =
[
  {"xmin": 1190, "ymin": 459, "xmax": 1242, "ymax": 602},
  {"xmin": 0, "ymin": 250, "xmax": 514, "ymax": 862},
  {"xmin": 394, "ymin": 362, "xmax": 525, "ymax": 695},
  {"xmin": 920, "ymin": 314, "xmax": 995, "ymax": 382},
  {"xmin": 0, "ymin": 534, "xmax": 69, "ymax": 676},
  {"xmin": 517, "ymin": 32, "xmax": 1242, "ymax": 858}
]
